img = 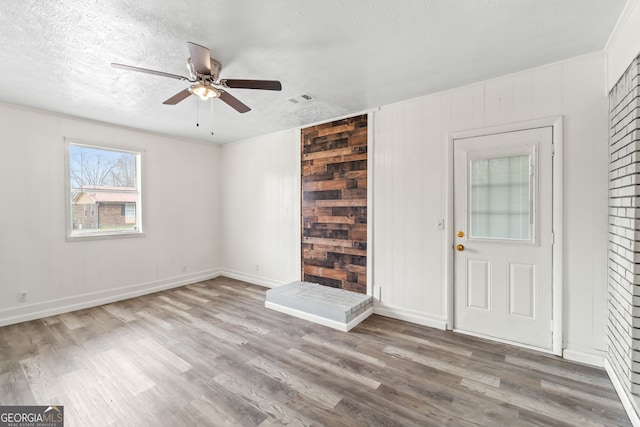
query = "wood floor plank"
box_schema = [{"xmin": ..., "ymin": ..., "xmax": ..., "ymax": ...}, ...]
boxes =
[
  {"xmin": 130, "ymin": 337, "xmax": 193, "ymax": 373},
  {"xmin": 213, "ymin": 312, "xmax": 271, "ymax": 335},
  {"xmin": 58, "ymin": 312, "xmax": 87, "ymax": 330},
  {"xmin": 301, "ymin": 334, "xmax": 386, "ymax": 368},
  {"xmin": 185, "ymin": 283, "xmax": 222, "ymax": 298},
  {"xmin": 91, "ymin": 348, "xmax": 156, "ymax": 396},
  {"xmin": 134, "ymin": 310, "xmax": 175, "ymax": 330},
  {"xmin": 287, "ymin": 347, "xmax": 381, "ymax": 389},
  {"xmin": 246, "ymin": 356, "xmax": 343, "ymax": 410},
  {"xmin": 102, "ymin": 303, "xmax": 138, "ymax": 323},
  {"xmin": 200, "ymin": 375, "xmax": 270, "ymax": 426},
  {"xmin": 359, "ymin": 322, "xmax": 474, "ymax": 358},
  {"xmin": 0, "ymin": 277, "xmax": 630, "ymax": 426},
  {"xmin": 214, "ymin": 372, "xmax": 311, "ymax": 426},
  {"xmin": 19, "ymin": 354, "xmax": 57, "ymax": 403},
  {"xmin": 505, "ymin": 355, "xmax": 612, "ymax": 388},
  {"xmin": 460, "ymin": 378, "xmax": 607, "ymax": 427},
  {"xmin": 174, "ymin": 289, "xmax": 210, "ymax": 304},
  {"xmin": 384, "ymin": 345, "xmax": 501, "ymax": 387},
  {"xmin": 182, "ymin": 395, "xmax": 241, "ymax": 426}
]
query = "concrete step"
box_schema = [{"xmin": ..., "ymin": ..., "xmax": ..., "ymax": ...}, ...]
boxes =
[{"xmin": 265, "ymin": 281, "xmax": 373, "ymax": 332}]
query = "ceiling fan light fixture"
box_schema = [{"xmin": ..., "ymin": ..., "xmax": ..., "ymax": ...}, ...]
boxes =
[{"xmin": 189, "ymin": 82, "xmax": 220, "ymax": 100}]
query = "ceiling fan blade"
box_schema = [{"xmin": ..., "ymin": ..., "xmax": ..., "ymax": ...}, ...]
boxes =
[
  {"xmin": 219, "ymin": 90, "xmax": 251, "ymax": 113},
  {"xmin": 111, "ymin": 63, "xmax": 189, "ymax": 81},
  {"xmin": 221, "ymin": 79, "xmax": 282, "ymax": 91},
  {"xmin": 187, "ymin": 41, "xmax": 211, "ymax": 75},
  {"xmin": 163, "ymin": 89, "xmax": 192, "ymax": 105}
]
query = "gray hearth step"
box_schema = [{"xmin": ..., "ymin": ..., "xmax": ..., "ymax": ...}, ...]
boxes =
[{"xmin": 265, "ymin": 281, "xmax": 373, "ymax": 332}]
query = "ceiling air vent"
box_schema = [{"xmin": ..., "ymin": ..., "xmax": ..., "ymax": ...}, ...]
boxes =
[{"xmin": 288, "ymin": 93, "xmax": 315, "ymax": 104}]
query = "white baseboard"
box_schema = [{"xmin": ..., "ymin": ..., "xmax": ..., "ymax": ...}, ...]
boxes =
[
  {"xmin": 562, "ymin": 349, "xmax": 605, "ymax": 368},
  {"xmin": 373, "ymin": 303, "xmax": 448, "ymax": 330},
  {"xmin": 265, "ymin": 301, "xmax": 373, "ymax": 332},
  {"xmin": 0, "ymin": 268, "xmax": 222, "ymax": 327},
  {"xmin": 220, "ymin": 269, "xmax": 290, "ymax": 289},
  {"xmin": 605, "ymin": 358, "xmax": 640, "ymax": 427}
]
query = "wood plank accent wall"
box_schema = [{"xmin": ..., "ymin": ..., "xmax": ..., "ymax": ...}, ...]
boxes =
[{"xmin": 301, "ymin": 114, "xmax": 368, "ymax": 294}]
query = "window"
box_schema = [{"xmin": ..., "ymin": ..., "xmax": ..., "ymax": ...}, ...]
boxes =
[
  {"xmin": 469, "ymin": 154, "xmax": 531, "ymax": 241},
  {"xmin": 66, "ymin": 141, "xmax": 143, "ymax": 239}
]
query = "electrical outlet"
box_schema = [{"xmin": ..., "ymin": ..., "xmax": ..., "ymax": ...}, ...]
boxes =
[
  {"xmin": 436, "ymin": 219, "xmax": 445, "ymax": 230},
  {"xmin": 255, "ymin": 264, "xmax": 259, "ymax": 271},
  {"xmin": 182, "ymin": 265, "xmax": 187, "ymax": 273},
  {"xmin": 18, "ymin": 292, "xmax": 27, "ymax": 303}
]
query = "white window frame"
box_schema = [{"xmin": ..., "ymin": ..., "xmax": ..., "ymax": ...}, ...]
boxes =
[{"xmin": 65, "ymin": 139, "xmax": 144, "ymax": 241}]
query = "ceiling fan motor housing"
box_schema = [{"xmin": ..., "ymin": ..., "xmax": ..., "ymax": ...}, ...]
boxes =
[{"xmin": 187, "ymin": 57, "xmax": 222, "ymax": 81}]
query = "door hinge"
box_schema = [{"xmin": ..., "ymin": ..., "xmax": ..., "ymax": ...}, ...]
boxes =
[
  {"xmin": 551, "ymin": 143, "xmax": 555, "ymax": 157},
  {"xmin": 550, "ymin": 320, "xmax": 554, "ymax": 332},
  {"xmin": 551, "ymin": 232, "xmax": 554, "ymax": 245}
]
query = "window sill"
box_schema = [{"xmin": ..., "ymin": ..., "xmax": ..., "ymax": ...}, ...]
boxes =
[{"xmin": 66, "ymin": 231, "xmax": 146, "ymax": 242}]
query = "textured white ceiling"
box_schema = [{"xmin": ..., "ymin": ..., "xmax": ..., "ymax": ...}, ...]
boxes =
[{"xmin": 0, "ymin": 0, "xmax": 626, "ymax": 144}]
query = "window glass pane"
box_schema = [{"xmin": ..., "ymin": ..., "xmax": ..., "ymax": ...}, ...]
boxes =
[
  {"xmin": 69, "ymin": 144, "xmax": 140, "ymax": 236},
  {"xmin": 470, "ymin": 154, "xmax": 530, "ymax": 240}
]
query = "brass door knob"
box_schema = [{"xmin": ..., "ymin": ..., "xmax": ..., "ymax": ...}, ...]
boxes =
[{"xmin": 456, "ymin": 244, "xmax": 465, "ymax": 252}]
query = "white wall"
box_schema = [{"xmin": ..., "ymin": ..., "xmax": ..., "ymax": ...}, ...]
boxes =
[
  {"xmin": 220, "ymin": 129, "xmax": 300, "ymax": 287},
  {"xmin": 605, "ymin": 0, "xmax": 640, "ymax": 92},
  {"xmin": 223, "ymin": 53, "xmax": 610, "ymax": 362},
  {"xmin": 0, "ymin": 52, "xmax": 611, "ymax": 364},
  {"xmin": 0, "ymin": 103, "xmax": 222, "ymax": 326},
  {"xmin": 374, "ymin": 52, "xmax": 610, "ymax": 360}
]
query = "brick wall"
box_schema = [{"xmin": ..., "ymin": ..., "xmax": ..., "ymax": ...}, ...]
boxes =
[
  {"xmin": 98, "ymin": 203, "xmax": 126, "ymax": 228},
  {"xmin": 608, "ymin": 55, "xmax": 640, "ymax": 397},
  {"xmin": 72, "ymin": 204, "xmax": 96, "ymax": 229}
]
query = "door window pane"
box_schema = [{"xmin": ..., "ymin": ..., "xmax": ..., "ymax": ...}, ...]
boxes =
[{"xmin": 470, "ymin": 154, "xmax": 531, "ymax": 240}]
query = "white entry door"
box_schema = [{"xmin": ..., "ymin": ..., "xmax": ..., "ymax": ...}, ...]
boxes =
[{"xmin": 453, "ymin": 126, "xmax": 553, "ymax": 350}]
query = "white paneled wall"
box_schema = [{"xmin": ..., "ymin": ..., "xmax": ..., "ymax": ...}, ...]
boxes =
[
  {"xmin": 373, "ymin": 96, "xmax": 447, "ymax": 327},
  {"xmin": 605, "ymin": 0, "xmax": 640, "ymax": 92},
  {"xmin": 220, "ymin": 129, "xmax": 301, "ymax": 287},
  {"xmin": 0, "ymin": 52, "xmax": 611, "ymax": 366},
  {"xmin": 0, "ymin": 103, "xmax": 222, "ymax": 326},
  {"xmin": 373, "ymin": 53, "xmax": 609, "ymax": 360},
  {"xmin": 218, "ymin": 53, "xmax": 609, "ymax": 361}
]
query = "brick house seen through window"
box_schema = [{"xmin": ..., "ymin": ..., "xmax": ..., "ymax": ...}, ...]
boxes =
[{"xmin": 72, "ymin": 185, "xmax": 137, "ymax": 231}]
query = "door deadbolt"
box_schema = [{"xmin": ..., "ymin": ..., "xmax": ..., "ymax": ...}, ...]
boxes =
[{"xmin": 457, "ymin": 231, "xmax": 464, "ymax": 238}]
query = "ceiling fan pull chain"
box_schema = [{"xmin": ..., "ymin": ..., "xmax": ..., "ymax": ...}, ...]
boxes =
[
  {"xmin": 196, "ymin": 97, "xmax": 199, "ymax": 127},
  {"xmin": 210, "ymin": 99, "xmax": 215, "ymax": 136}
]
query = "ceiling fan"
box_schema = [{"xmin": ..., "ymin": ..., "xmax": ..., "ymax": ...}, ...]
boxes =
[{"xmin": 111, "ymin": 42, "xmax": 282, "ymax": 113}]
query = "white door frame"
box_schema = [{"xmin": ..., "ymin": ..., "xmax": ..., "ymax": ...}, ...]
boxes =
[{"xmin": 445, "ymin": 116, "xmax": 563, "ymax": 356}]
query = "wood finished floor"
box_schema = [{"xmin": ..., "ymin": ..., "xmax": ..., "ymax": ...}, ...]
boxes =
[{"xmin": 0, "ymin": 277, "xmax": 630, "ymax": 426}]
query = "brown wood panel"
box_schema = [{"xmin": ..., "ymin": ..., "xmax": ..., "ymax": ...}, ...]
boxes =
[
  {"xmin": 315, "ymin": 199, "xmax": 367, "ymax": 207},
  {"xmin": 301, "ymin": 114, "xmax": 368, "ymax": 293}
]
